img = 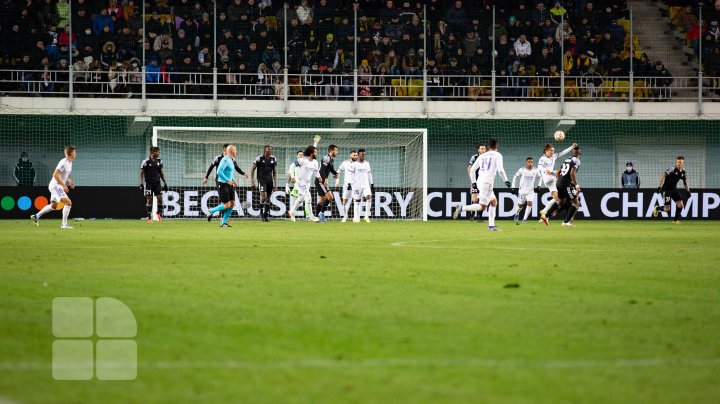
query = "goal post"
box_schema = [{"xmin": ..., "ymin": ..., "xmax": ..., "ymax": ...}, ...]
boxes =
[{"xmin": 151, "ymin": 126, "xmax": 428, "ymax": 221}]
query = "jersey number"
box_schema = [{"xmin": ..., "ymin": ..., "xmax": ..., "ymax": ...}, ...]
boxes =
[
  {"xmin": 479, "ymin": 157, "xmax": 492, "ymax": 171},
  {"xmin": 559, "ymin": 163, "xmax": 570, "ymax": 176}
]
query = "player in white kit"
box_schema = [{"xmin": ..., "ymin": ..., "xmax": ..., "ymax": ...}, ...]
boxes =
[
  {"xmin": 453, "ymin": 139, "xmax": 511, "ymax": 231},
  {"xmin": 31, "ymin": 146, "xmax": 76, "ymax": 229},
  {"xmin": 335, "ymin": 150, "xmax": 358, "ymax": 222},
  {"xmin": 537, "ymin": 142, "xmax": 576, "ymax": 225},
  {"xmin": 467, "ymin": 143, "xmax": 486, "ymax": 220},
  {"xmin": 511, "ymin": 157, "xmax": 542, "ymax": 224},
  {"xmin": 288, "ymin": 145, "xmax": 321, "ymax": 222},
  {"xmin": 349, "ymin": 148, "xmax": 373, "ymax": 223}
]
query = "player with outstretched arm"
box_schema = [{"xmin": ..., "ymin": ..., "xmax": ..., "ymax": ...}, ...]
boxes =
[
  {"xmin": 31, "ymin": 146, "xmax": 76, "ymax": 229},
  {"xmin": 140, "ymin": 147, "xmax": 168, "ymax": 223},
  {"xmin": 350, "ymin": 149, "xmax": 374, "ymax": 223},
  {"xmin": 316, "ymin": 144, "xmax": 339, "ymax": 222},
  {"xmin": 544, "ymin": 146, "xmax": 583, "ymax": 227},
  {"xmin": 537, "ymin": 142, "xmax": 577, "ymax": 224},
  {"xmin": 653, "ymin": 156, "xmax": 690, "ymax": 224},
  {"xmin": 288, "ymin": 145, "xmax": 321, "ymax": 222},
  {"xmin": 511, "ymin": 156, "xmax": 542, "ymax": 224},
  {"xmin": 453, "ymin": 139, "xmax": 511, "ymax": 231},
  {"xmin": 336, "ymin": 149, "xmax": 358, "ymax": 222}
]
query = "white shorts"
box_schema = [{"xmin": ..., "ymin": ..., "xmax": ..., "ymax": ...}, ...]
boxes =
[
  {"xmin": 352, "ymin": 186, "xmax": 371, "ymax": 200},
  {"xmin": 297, "ymin": 182, "xmax": 311, "ymax": 200},
  {"xmin": 543, "ymin": 176, "xmax": 558, "ymax": 193},
  {"xmin": 518, "ymin": 192, "xmax": 535, "ymax": 205},
  {"xmin": 477, "ymin": 183, "xmax": 496, "ymax": 205},
  {"xmin": 49, "ymin": 184, "xmax": 67, "ymax": 203},
  {"xmin": 341, "ymin": 186, "xmax": 352, "ymax": 201}
]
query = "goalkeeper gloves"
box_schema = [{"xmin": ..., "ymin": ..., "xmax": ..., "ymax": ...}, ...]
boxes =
[
  {"xmin": 163, "ymin": 183, "xmax": 168, "ymax": 192},
  {"xmin": 505, "ymin": 181, "xmax": 511, "ymax": 188}
]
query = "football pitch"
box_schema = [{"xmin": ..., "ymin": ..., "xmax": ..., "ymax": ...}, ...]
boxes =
[{"xmin": 1, "ymin": 219, "xmax": 719, "ymax": 403}]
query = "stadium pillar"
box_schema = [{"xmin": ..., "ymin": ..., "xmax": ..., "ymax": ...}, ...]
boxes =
[
  {"xmin": 698, "ymin": 6, "xmax": 704, "ymax": 116},
  {"xmin": 283, "ymin": 4, "xmax": 289, "ymax": 114},
  {"xmin": 490, "ymin": 6, "xmax": 496, "ymax": 115},
  {"xmin": 212, "ymin": 68, "xmax": 218, "ymax": 113},
  {"xmin": 422, "ymin": 4, "xmax": 428, "ymax": 114},
  {"xmin": 629, "ymin": 8, "xmax": 634, "ymax": 116},
  {"xmin": 67, "ymin": 0, "xmax": 73, "ymax": 111},
  {"xmin": 353, "ymin": 7, "xmax": 358, "ymax": 114},
  {"xmin": 141, "ymin": 1, "xmax": 146, "ymax": 112},
  {"xmin": 560, "ymin": 12, "xmax": 565, "ymax": 115},
  {"xmin": 141, "ymin": 66, "xmax": 147, "ymax": 112}
]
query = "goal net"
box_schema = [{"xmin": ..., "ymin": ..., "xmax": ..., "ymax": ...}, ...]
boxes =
[{"xmin": 152, "ymin": 127, "xmax": 427, "ymax": 220}]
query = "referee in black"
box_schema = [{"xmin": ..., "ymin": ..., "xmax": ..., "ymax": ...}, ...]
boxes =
[
  {"xmin": 250, "ymin": 145, "xmax": 277, "ymax": 221},
  {"xmin": 653, "ymin": 155, "xmax": 690, "ymax": 224},
  {"xmin": 202, "ymin": 143, "xmax": 249, "ymax": 186},
  {"xmin": 140, "ymin": 146, "xmax": 168, "ymax": 222}
]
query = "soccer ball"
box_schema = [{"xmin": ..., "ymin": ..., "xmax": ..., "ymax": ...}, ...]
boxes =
[{"xmin": 554, "ymin": 130, "xmax": 565, "ymax": 141}]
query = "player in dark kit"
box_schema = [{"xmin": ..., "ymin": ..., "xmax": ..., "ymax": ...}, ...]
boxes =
[
  {"xmin": 202, "ymin": 143, "xmax": 249, "ymax": 186},
  {"xmin": 653, "ymin": 156, "xmax": 690, "ymax": 224},
  {"xmin": 543, "ymin": 146, "xmax": 582, "ymax": 227},
  {"xmin": 140, "ymin": 147, "xmax": 168, "ymax": 223},
  {"xmin": 250, "ymin": 145, "xmax": 277, "ymax": 221},
  {"xmin": 316, "ymin": 144, "xmax": 339, "ymax": 222}
]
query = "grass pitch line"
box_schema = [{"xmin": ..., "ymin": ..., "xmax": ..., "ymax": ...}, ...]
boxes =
[{"xmin": 3, "ymin": 357, "xmax": 720, "ymax": 371}]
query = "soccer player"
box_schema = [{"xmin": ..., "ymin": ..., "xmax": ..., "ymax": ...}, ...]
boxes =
[
  {"xmin": 544, "ymin": 146, "xmax": 583, "ymax": 227},
  {"xmin": 349, "ymin": 149, "xmax": 374, "ymax": 223},
  {"xmin": 31, "ymin": 146, "xmax": 76, "ymax": 229},
  {"xmin": 288, "ymin": 145, "xmax": 321, "ymax": 222},
  {"xmin": 250, "ymin": 145, "xmax": 278, "ymax": 222},
  {"xmin": 537, "ymin": 142, "xmax": 577, "ymax": 223},
  {"xmin": 286, "ymin": 136, "xmax": 321, "ymax": 220},
  {"xmin": 453, "ymin": 139, "xmax": 511, "ymax": 231},
  {"xmin": 336, "ymin": 149, "xmax": 358, "ymax": 222},
  {"xmin": 653, "ymin": 156, "xmax": 690, "ymax": 224},
  {"xmin": 202, "ymin": 143, "xmax": 249, "ymax": 186},
  {"xmin": 315, "ymin": 144, "xmax": 339, "ymax": 222},
  {"xmin": 511, "ymin": 157, "xmax": 542, "ymax": 224},
  {"xmin": 206, "ymin": 145, "xmax": 238, "ymax": 227},
  {"xmin": 140, "ymin": 147, "xmax": 168, "ymax": 223},
  {"xmin": 467, "ymin": 143, "xmax": 486, "ymax": 220}
]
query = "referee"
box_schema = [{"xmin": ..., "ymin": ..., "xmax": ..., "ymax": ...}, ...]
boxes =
[
  {"xmin": 202, "ymin": 143, "xmax": 249, "ymax": 186},
  {"xmin": 207, "ymin": 145, "xmax": 238, "ymax": 227},
  {"xmin": 140, "ymin": 146, "xmax": 168, "ymax": 222}
]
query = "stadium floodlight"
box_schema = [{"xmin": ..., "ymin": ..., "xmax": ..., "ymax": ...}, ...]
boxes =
[{"xmin": 151, "ymin": 126, "xmax": 428, "ymax": 221}]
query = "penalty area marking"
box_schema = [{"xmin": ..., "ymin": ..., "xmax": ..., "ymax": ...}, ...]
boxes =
[{"xmin": 2, "ymin": 357, "xmax": 720, "ymax": 370}]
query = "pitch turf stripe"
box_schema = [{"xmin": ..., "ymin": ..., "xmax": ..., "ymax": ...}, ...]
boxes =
[{"xmin": 3, "ymin": 358, "xmax": 720, "ymax": 370}]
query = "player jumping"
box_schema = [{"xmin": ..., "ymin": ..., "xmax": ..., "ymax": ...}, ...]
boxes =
[
  {"xmin": 31, "ymin": 146, "xmax": 76, "ymax": 229},
  {"xmin": 544, "ymin": 146, "xmax": 582, "ymax": 227},
  {"xmin": 537, "ymin": 142, "xmax": 577, "ymax": 224},
  {"xmin": 316, "ymin": 144, "xmax": 339, "ymax": 222},
  {"xmin": 206, "ymin": 145, "xmax": 238, "ymax": 227},
  {"xmin": 350, "ymin": 148, "xmax": 374, "ymax": 223},
  {"xmin": 251, "ymin": 145, "xmax": 278, "ymax": 222},
  {"xmin": 653, "ymin": 156, "xmax": 690, "ymax": 224},
  {"xmin": 511, "ymin": 157, "xmax": 542, "ymax": 224},
  {"xmin": 336, "ymin": 149, "xmax": 358, "ymax": 222},
  {"xmin": 288, "ymin": 145, "xmax": 321, "ymax": 222},
  {"xmin": 467, "ymin": 143, "xmax": 486, "ymax": 221},
  {"xmin": 453, "ymin": 139, "xmax": 511, "ymax": 231},
  {"xmin": 140, "ymin": 147, "xmax": 168, "ymax": 223}
]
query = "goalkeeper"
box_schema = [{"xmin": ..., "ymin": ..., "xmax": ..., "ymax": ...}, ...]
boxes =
[{"xmin": 286, "ymin": 135, "xmax": 321, "ymax": 218}]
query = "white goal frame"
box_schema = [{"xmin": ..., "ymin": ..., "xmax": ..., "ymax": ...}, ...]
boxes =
[{"xmin": 152, "ymin": 126, "xmax": 429, "ymax": 221}]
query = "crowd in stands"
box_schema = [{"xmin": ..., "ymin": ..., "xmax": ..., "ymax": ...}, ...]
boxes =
[{"xmin": 0, "ymin": 0, "xmax": 711, "ymax": 100}]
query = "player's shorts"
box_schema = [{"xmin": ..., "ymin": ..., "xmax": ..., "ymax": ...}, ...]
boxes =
[
  {"xmin": 352, "ymin": 186, "xmax": 371, "ymax": 200},
  {"xmin": 558, "ymin": 181, "xmax": 579, "ymax": 201},
  {"xmin": 218, "ymin": 183, "xmax": 236, "ymax": 203},
  {"xmin": 296, "ymin": 182, "xmax": 312, "ymax": 200},
  {"xmin": 470, "ymin": 182, "xmax": 479, "ymax": 194},
  {"xmin": 341, "ymin": 183, "xmax": 352, "ymax": 200},
  {"xmin": 144, "ymin": 180, "xmax": 162, "ymax": 197},
  {"xmin": 258, "ymin": 181, "xmax": 274, "ymax": 194},
  {"xmin": 49, "ymin": 184, "xmax": 68, "ymax": 203},
  {"xmin": 518, "ymin": 192, "xmax": 535, "ymax": 205},
  {"xmin": 663, "ymin": 189, "xmax": 684, "ymax": 206},
  {"xmin": 315, "ymin": 178, "xmax": 329, "ymax": 197},
  {"xmin": 477, "ymin": 182, "xmax": 496, "ymax": 205},
  {"xmin": 543, "ymin": 175, "xmax": 558, "ymax": 193}
]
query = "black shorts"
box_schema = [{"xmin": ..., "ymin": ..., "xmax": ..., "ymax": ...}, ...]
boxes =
[
  {"xmin": 218, "ymin": 183, "xmax": 236, "ymax": 203},
  {"xmin": 470, "ymin": 183, "xmax": 479, "ymax": 194},
  {"xmin": 258, "ymin": 181, "xmax": 274, "ymax": 194},
  {"xmin": 144, "ymin": 180, "xmax": 161, "ymax": 197},
  {"xmin": 558, "ymin": 182, "xmax": 579, "ymax": 201},
  {"xmin": 315, "ymin": 178, "xmax": 329, "ymax": 197},
  {"xmin": 663, "ymin": 189, "xmax": 684, "ymax": 205}
]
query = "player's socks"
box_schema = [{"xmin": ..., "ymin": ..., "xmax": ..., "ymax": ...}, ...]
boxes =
[
  {"xmin": 209, "ymin": 204, "xmax": 225, "ymax": 215},
  {"xmin": 61, "ymin": 205, "xmax": 71, "ymax": 226},
  {"xmin": 221, "ymin": 207, "xmax": 232, "ymax": 225},
  {"xmin": 146, "ymin": 203, "xmax": 152, "ymax": 217},
  {"xmin": 315, "ymin": 202, "xmax": 324, "ymax": 216},
  {"xmin": 523, "ymin": 204, "xmax": 532, "ymax": 221},
  {"xmin": 541, "ymin": 200, "xmax": 556, "ymax": 215},
  {"xmin": 36, "ymin": 204, "xmax": 54, "ymax": 219},
  {"xmin": 353, "ymin": 200, "xmax": 361, "ymax": 221},
  {"xmin": 364, "ymin": 199, "xmax": 372, "ymax": 219},
  {"xmin": 259, "ymin": 204, "xmax": 264, "ymax": 218},
  {"xmin": 488, "ymin": 205, "xmax": 496, "ymax": 227},
  {"xmin": 564, "ymin": 205, "xmax": 577, "ymax": 224},
  {"xmin": 546, "ymin": 202, "xmax": 560, "ymax": 217},
  {"xmin": 674, "ymin": 209, "xmax": 681, "ymax": 222},
  {"xmin": 290, "ymin": 195, "xmax": 304, "ymax": 213},
  {"xmin": 462, "ymin": 204, "xmax": 485, "ymax": 212}
]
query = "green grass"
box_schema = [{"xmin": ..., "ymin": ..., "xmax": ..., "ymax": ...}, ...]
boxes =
[{"xmin": 1, "ymin": 218, "xmax": 720, "ymax": 403}]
